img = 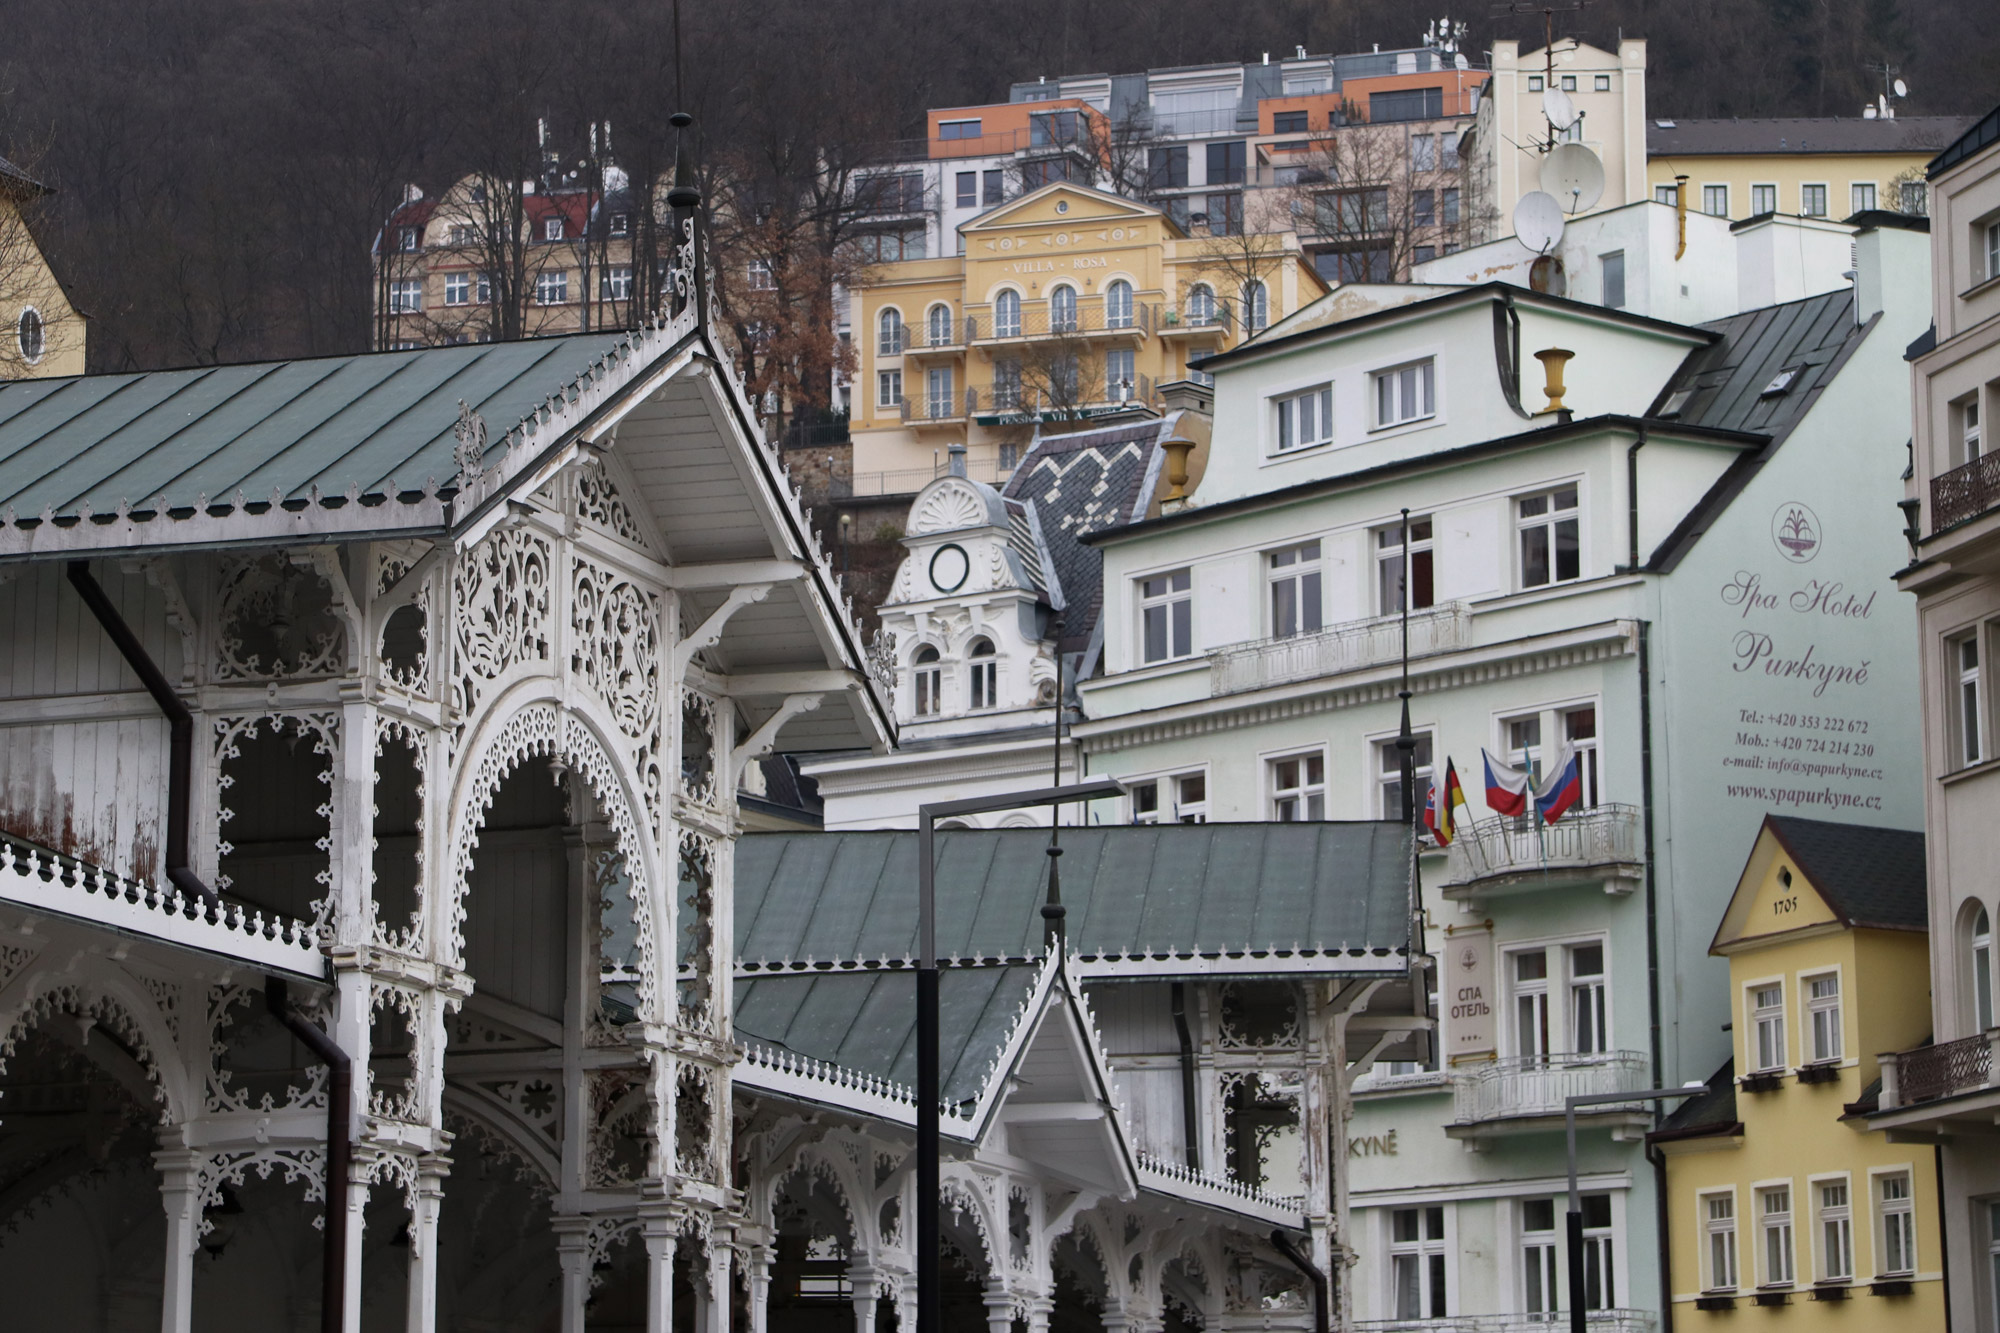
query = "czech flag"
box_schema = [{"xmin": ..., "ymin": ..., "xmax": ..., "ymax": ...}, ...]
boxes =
[
  {"xmin": 1535, "ymin": 746, "xmax": 1585, "ymax": 824},
  {"xmin": 1425, "ymin": 758, "xmax": 1467, "ymax": 845},
  {"xmin": 1482, "ymin": 748, "xmax": 1531, "ymax": 818}
]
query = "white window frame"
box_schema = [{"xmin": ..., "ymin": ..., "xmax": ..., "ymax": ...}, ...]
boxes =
[
  {"xmin": 1749, "ymin": 979, "xmax": 1788, "ymax": 1073},
  {"xmin": 1874, "ymin": 1169, "xmax": 1916, "ymax": 1277},
  {"xmin": 1757, "ymin": 1182, "xmax": 1796, "ymax": 1288},
  {"xmin": 1372, "ymin": 728, "xmax": 1434, "ymax": 823},
  {"xmin": 1960, "ymin": 393, "xmax": 1983, "ymax": 465},
  {"xmin": 1985, "ymin": 219, "xmax": 2000, "ymax": 282},
  {"xmin": 534, "ymin": 270, "xmax": 567, "ymax": 305},
  {"xmin": 1802, "ymin": 970, "xmax": 1843, "ymax": 1065},
  {"xmin": 1580, "ymin": 1191, "xmax": 1618, "ymax": 1309},
  {"xmin": 927, "ymin": 303, "xmax": 953, "ymax": 346},
  {"xmin": 443, "ymin": 273, "xmax": 471, "ymax": 306},
  {"xmin": 1105, "ymin": 279, "xmax": 1134, "ymax": 329},
  {"xmin": 1127, "ymin": 767, "xmax": 1210, "ymax": 824},
  {"xmin": 389, "ymin": 279, "xmax": 423, "ymax": 313},
  {"xmin": 1106, "ymin": 347, "xmax": 1136, "ymax": 402},
  {"xmin": 1266, "ymin": 540, "xmax": 1324, "ymax": 638},
  {"xmin": 1372, "ymin": 357, "xmax": 1437, "ymax": 429},
  {"xmin": 1049, "ymin": 283, "xmax": 1078, "ymax": 333},
  {"xmin": 1186, "ymin": 283, "xmax": 1217, "ymax": 326},
  {"xmin": 1267, "ymin": 747, "xmax": 1327, "ymax": 822},
  {"xmin": 1376, "ymin": 515, "xmax": 1435, "ymax": 615},
  {"xmin": 1387, "ymin": 1204, "xmax": 1451, "ymax": 1320},
  {"xmin": 1702, "ymin": 1189, "xmax": 1740, "ymax": 1293},
  {"xmin": 877, "ymin": 369, "xmax": 903, "ymax": 410},
  {"xmin": 926, "ymin": 365, "xmax": 954, "ymax": 419},
  {"xmin": 602, "ymin": 265, "xmax": 633, "ymax": 302},
  {"xmin": 1274, "ymin": 383, "xmax": 1334, "ymax": 454},
  {"xmin": 1505, "ymin": 935, "xmax": 1611, "ymax": 1059},
  {"xmin": 1520, "ymin": 1197, "xmax": 1562, "ymax": 1315},
  {"xmin": 995, "ymin": 289, "xmax": 1022, "ymax": 338},
  {"xmin": 1242, "ymin": 279, "xmax": 1268, "ymax": 333},
  {"xmin": 1568, "ymin": 940, "xmax": 1609, "ymax": 1055},
  {"xmin": 878, "ymin": 307, "xmax": 905, "ymax": 356},
  {"xmin": 543, "ymin": 216, "xmax": 564, "ymax": 241},
  {"xmin": 966, "ymin": 637, "xmax": 997, "ymax": 710},
  {"xmin": 911, "ymin": 645, "xmax": 943, "ymax": 718},
  {"xmin": 1601, "ymin": 249, "xmax": 1626, "ymax": 308},
  {"xmin": 1973, "ymin": 904, "xmax": 1994, "ymax": 1032},
  {"xmin": 1812, "ymin": 1174, "xmax": 1854, "ymax": 1283},
  {"xmin": 1516, "ymin": 484, "xmax": 1581, "ymax": 589},
  {"xmin": 1563, "ymin": 703, "xmax": 1601, "ymax": 809},
  {"xmin": 1750, "ymin": 182, "xmax": 1778, "ymax": 215},
  {"xmin": 1955, "ymin": 629, "xmax": 1985, "ymax": 768},
  {"xmin": 1137, "ymin": 567, "xmax": 1193, "ymax": 664},
  {"xmin": 1509, "ymin": 945, "xmax": 1552, "ymax": 1060}
]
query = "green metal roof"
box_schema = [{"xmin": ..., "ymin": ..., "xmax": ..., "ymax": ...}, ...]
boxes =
[
  {"xmin": 734, "ymin": 822, "xmax": 1414, "ymax": 968},
  {"xmin": 735, "ymin": 962, "xmax": 1044, "ymax": 1108},
  {"xmin": 0, "ymin": 333, "xmax": 632, "ymax": 524}
]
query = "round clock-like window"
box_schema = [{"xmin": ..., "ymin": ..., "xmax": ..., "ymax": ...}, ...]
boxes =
[{"xmin": 929, "ymin": 543, "xmax": 970, "ymax": 594}]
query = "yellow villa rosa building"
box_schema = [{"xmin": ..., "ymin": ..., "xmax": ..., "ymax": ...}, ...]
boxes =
[
  {"xmin": 1646, "ymin": 116, "xmax": 1972, "ymax": 222},
  {"xmin": 1652, "ymin": 815, "xmax": 1941, "ymax": 1329},
  {"xmin": 848, "ymin": 180, "xmax": 1325, "ymax": 495}
]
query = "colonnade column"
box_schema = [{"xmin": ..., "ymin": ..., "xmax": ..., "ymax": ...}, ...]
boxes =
[
  {"xmin": 155, "ymin": 1146, "xmax": 201, "ymax": 1333},
  {"xmin": 552, "ymin": 1216, "xmax": 593, "ymax": 1333},
  {"xmin": 703, "ymin": 1235, "xmax": 733, "ymax": 1333},
  {"xmin": 642, "ymin": 1213, "xmax": 678, "ymax": 1333},
  {"xmin": 403, "ymin": 1156, "xmax": 447, "ymax": 1333}
]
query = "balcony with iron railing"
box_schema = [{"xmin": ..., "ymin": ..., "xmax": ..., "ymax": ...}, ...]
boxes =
[
  {"xmin": 1449, "ymin": 1051, "xmax": 1652, "ymax": 1139},
  {"xmin": 1931, "ymin": 452, "xmax": 2000, "ymax": 531},
  {"xmin": 1876, "ymin": 1030, "xmax": 2000, "ymax": 1127},
  {"xmin": 1356, "ymin": 1311, "xmax": 1654, "ymax": 1333},
  {"xmin": 1210, "ymin": 602, "xmax": 1470, "ymax": 696},
  {"xmin": 1159, "ymin": 299, "xmax": 1235, "ymax": 337},
  {"xmin": 962, "ymin": 298, "xmax": 1159, "ymax": 345},
  {"xmin": 898, "ymin": 388, "xmax": 973, "ymax": 425},
  {"xmin": 1442, "ymin": 805, "xmax": 1644, "ymax": 900}
]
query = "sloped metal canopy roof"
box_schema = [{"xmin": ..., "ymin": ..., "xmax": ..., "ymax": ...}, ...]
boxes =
[
  {"xmin": 735, "ymin": 822, "xmax": 1413, "ymax": 970},
  {"xmin": 0, "ymin": 335, "xmax": 626, "ymax": 525}
]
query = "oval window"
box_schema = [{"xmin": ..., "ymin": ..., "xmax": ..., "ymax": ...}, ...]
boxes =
[{"xmin": 17, "ymin": 307, "xmax": 44, "ymax": 365}]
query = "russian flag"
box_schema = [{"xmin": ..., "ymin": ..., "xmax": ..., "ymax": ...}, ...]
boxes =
[
  {"xmin": 1482, "ymin": 748, "xmax": 1531, "ymax": 818},
  {"xmin": 1535, "ymin": 747, "xmax": 1585, "ymax": 824}
]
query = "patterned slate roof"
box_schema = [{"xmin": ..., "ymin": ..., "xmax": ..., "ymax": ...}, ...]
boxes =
[
  {"xmin": 1765, "ymin": 815, "xmax": 1927, "ymax": 932},
  {"xmin": 735, "ymin": 962, "xmax": 1043, "ymax": 1107},
  {"xmin": 0, "ymin": 333, "xmax": 631, "ymax": 524},
  {"xmin": 734, "ymin": 821, "xmax": 1414, "ymax": 967},
  {"xmin": 1648, "ymin": 116, "xmax": 1972, "ymax": 158},
  {"xmin": 1002, "ymin": 417, "xmax": 1173, "ymax": 649},
  {"xmin": 1651, "ymin": 1059, "xmax": 1739, "ymax": 1141},
  {"xmin": 1649, "ymin": 288, "xmax": 1861, "ymax": 438}
]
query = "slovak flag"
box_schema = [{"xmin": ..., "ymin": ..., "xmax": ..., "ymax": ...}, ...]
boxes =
[
  {"xmin": 1535, "ymin": 745, "xmax": 1585, "ymax": 824},
  {"xmin": 1482, "ymin": 748, "xmax": 1532, "ymax": 818}
]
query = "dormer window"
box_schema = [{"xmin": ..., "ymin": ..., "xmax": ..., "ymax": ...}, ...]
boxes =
[
  {"xmin": 1759, "ymin": 365, "xmax": 1804, "ymax": 398},
  {"xmin": 968, "ymin": 638, "xmax": 997, "ymax": 709},
  {"xmin": 913, "ymin": 646, "xmax": 942, "ymax": 717},
  {"xmin": 543, "ymin": 217, "xmax": 564, "ymax": 241}
]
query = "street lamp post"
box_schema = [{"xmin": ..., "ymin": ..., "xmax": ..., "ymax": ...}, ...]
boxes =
[
  {"xmin": 1564, "ymin": 1083, "xmax": 1706, "ymax": 1333},
  {"xmin": 914, "ymin": 777, "xmax": 1125, "ymax": 1333}
]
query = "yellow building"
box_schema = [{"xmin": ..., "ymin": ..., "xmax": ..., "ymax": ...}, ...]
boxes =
[
  {"xmin": 1646, "ymin": 116, "xmax": 1971, "ymax": 222},
  {"xmin": 0, "ymin": 153, "xmax": 86, "ymax": 379},
  {"xmin": 1653, "ymin": 815, "xmax": 1939, "ymax": 1328},
  {"xmin": 848, "ymin": 181, "xmax": 1325, "ymax": 496}
]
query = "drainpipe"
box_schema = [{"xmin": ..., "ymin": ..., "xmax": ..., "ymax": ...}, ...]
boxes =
[
  {"xmin": 1626, "ymin": 423, "xmax": 1649, "ymax": 572},
  {"xmin": 1170, "ymin": 981, "xmax": 1201, "ymax": 1169},
  {"xmin": 65, "ymin": 561, "xmax": 217, "ymax": 906},
  {"xmin": 1647, "ymin": 1138, "xmax": 1675, "ymax": 1333},
  {"xmin": 1639, "ymin": 618, "xmax": 1662, "ymax": 1093},
  {"xmin": 268, "ymin": 977, "xmax": 351, "ymax": 1333},
  {"xmin": 1270, "ymin": 1230, "xmax": 1332, "ymax": 1333}
]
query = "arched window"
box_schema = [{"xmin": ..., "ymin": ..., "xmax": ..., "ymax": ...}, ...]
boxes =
[
  {"xmin": 928, "ymin": 303, "xmax": 953, "ymax": 347},
  {"xmin": 996, "ymin": 289, "xmax": 1022, "ymax": 338},
  {"xmin": 1242, "ymin": 279, "xmax": 1269, "ymax": 333},
  {"xmin": 1050, "ymin": 284, "xmax": 1078, "ymax": 333},
  {"xmin": 1974, "ymin": 905, "xmax": 1994, "ymax": 1031},
  {"xmin": 878, "ymin": 308, "xmax": 905, "ymax": 356},
  {"xmin": 968, "ymin": 637, "xmax": 997, "ymax": 710},
  {"xmin": 1187, "ymin": 283, "xmax": 1216, "ymax": 326},
  {"xmin": 912, "ymin": 646, "xmax": 942, "ymax": 717},
  {"xmin": 1105, "ymin": 279, "xmax": 1134, "ymax": 329}
]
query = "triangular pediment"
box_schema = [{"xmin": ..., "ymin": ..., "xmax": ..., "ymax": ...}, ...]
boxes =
[
  {"xmin": 964, "ymin": 183, "xmax": 1166, "ymax": 237},
  {"xmin": 1712, "ymin": 821, "xmax": 1842, "ymax": 953}
]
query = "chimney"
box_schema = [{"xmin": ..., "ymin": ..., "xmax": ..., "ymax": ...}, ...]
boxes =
[
  {"xmin": 947, "ymin": 441, "xmax": 968, "ymax": 477},
  {"xmin": 1158, "ymin": 378, "xmax": 1214, "ymax": 418}
]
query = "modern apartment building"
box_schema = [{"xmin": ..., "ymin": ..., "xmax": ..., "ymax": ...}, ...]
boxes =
[
  {"xmin": 1647, "ymin": 115, "xmax": 1974, "ymax": 223},
  {"xmin": 1872, "ymin": 102, "xmax": 2000, "ymax": 1333}
]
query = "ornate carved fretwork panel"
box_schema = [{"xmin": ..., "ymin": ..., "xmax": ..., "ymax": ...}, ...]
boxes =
[
  {"xmin": 214, "ymin": 553, "xmax": 345, "ymax": 681},
  {"xmin": 451, "ymin": 528, "xmax": 552, "ymax": 723},
  {"xmin": 575, "ymin": 460, "xmax": 649, "ymax": 549}
]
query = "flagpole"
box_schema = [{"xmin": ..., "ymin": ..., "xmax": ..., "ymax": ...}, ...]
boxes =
[{"xmin": 1396, "ymin": 508, "xmax": 1415, "ymax": 828}]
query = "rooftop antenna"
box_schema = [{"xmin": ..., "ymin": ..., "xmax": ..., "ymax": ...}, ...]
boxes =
[
  {"xmin": 1490, "ymin": 0, "xmax": 1592, "ymax": 151},
  {"xmin": 1865, "ymin": 62, "xmax": 1908, "ymax": 119}
]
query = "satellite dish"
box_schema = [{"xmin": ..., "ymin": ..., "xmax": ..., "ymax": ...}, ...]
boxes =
[
  {"xmin": 1541, "ymin": 143, "xmax": 1607, "ymax": 214},
  {"xmin": 1894, "ymin": 78, "xmax": 1908, "ymax": 98},
  {"xmin": 1514, "ymin": 191, "xmax": 1566, "ymax": 256},
  {"xmin": 1454, "ymin": 52, "xmax": 1469, "ymax": 71},
  {"xmin": 1543, "ymin": 86, "xmax": 1578, "ymax": 131},
  {"xmin": 1529, "ymin": 255, "xmax": 1568, "ymax": 296}
]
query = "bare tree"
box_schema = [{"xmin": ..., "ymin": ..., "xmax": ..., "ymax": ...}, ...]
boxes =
[{"xmin": 0, "ymin": 145, "xmax": 83, "ymax": 377}]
